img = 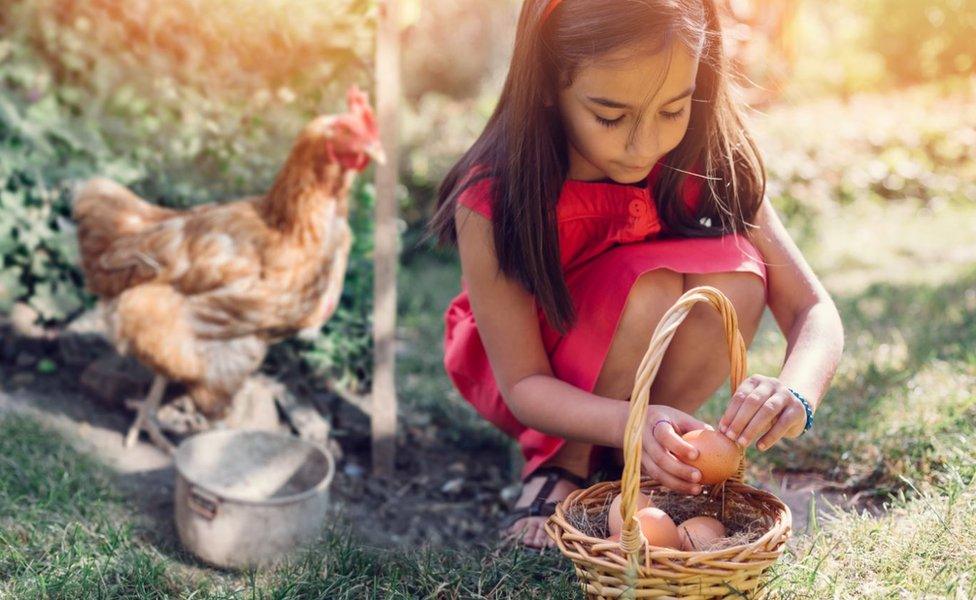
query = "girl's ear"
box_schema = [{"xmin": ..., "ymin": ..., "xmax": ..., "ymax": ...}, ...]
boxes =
[{"xmin": 545, "ymin": 71, "xmax": 571, "ymax": 108}]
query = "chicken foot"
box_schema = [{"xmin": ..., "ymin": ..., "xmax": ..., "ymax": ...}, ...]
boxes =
[{"xmin": 124, "ymin": 374, "xmax": 175, "ymax": 453}]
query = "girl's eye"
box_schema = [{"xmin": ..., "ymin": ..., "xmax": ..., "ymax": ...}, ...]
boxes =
[
  {"xmin": 596, "ymin": 107, "xmax": 685, "ymax": 128},
  {"xmin": 595, "ymin": 115, "xmax": 623, "ymax": 128},
  {"xmin": 661, "ymin": 107, "xmax": 685, "ymax": 121}
]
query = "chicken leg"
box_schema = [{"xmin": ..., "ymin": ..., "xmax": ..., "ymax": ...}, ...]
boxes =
[{"xmin": 124, "ymin": 374, "xmax": 174, "ymax": 453}]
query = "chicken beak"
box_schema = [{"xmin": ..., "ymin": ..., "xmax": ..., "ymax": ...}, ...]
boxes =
[{"xmin": 364, "ymin": 141, "xmax": 387, "ymax": 166}]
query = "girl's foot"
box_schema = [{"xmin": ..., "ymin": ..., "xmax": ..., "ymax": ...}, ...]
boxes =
[{"xmin": 498, "ymin": 465, "xmax": 589, "ymax": 549}]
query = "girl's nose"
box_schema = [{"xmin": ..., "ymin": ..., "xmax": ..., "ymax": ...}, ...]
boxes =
[{"xmin": 626, "ymin": 121, "xmax": 659, "ymax": 163}]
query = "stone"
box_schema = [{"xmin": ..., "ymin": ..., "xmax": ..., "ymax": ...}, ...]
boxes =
[
  {"xmin": 441, "ymin": 477, "xmax": 465, "ymax": 495},
  {"xmin": 14, "ymin": 352, "xmax": 38, "ymax": 369},
  {"xmin": 219, "ymin": 376, "xmax": 287, "ymax": 433},
  {"xmin": 343, "ymin": 462, "xmax": 365, "ymax": 478},
  {"xmin": 9, "ymin": 303, "xmax": 41, "ymax": 337}
]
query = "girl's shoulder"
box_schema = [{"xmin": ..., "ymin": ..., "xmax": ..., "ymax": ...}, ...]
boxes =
[{"xmin": 455, "ymin": 164, "xmax": 496, "ymax": 220}]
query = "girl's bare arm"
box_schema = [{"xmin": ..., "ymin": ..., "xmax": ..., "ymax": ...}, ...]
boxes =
[
  {"xmin": 455, "ymin": 205, "xmax": 629, "ymax": 449},
  {"xmin": 720, "ymin": 199, "xmax": 845, "ymax": 451},
  {"xmin": 751, "ymin": 199, "xmax": 844, "ymax": 410}
]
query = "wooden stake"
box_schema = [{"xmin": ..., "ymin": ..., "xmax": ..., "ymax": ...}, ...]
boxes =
[{"xmin": 372, "ymin": 0, "xmax": 400, "ymax": 477}]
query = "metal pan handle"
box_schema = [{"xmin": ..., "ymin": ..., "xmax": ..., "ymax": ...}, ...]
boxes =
[{"xmin": 187, "ymin": 485, "xmax": 220, "ymax": 520}]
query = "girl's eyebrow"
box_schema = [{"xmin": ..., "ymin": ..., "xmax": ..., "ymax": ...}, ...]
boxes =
[{"xmin": 585, "ymin": 85, "xmax": 696, "ymax": 109}]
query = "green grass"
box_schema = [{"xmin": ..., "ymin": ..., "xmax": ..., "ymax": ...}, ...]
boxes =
[
  {"xmin": 2, "ymin": 335, "xmax": 973, "ymax": 600},
  {"xmin": 770, "ymin": 467, "xmax": 976, "ymax": 598},
  {"xmin": 0, "ymin": 416, "xmax": 179, "ymax": 598}
]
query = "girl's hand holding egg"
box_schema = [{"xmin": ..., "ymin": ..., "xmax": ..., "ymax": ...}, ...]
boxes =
[
  {"xmin": 719, "ymin": 374, "xmax": 809, "ymax": 452},
  {"xmin": 640, "ymin": 406, "xmax": 714, "ymax": 496}
]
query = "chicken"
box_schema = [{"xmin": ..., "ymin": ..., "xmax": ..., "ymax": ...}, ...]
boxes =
[{"xmin": 72, "ymin": 85, "xmax": 385, "ymax": 451}]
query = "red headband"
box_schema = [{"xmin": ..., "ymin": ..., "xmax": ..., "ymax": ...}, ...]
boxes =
[{"xmin": 540, "ymin": 0, "xmax": 563, "ymax": 26}]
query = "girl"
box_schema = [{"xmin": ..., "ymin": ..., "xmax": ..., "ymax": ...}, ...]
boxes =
[{"xmin": 427, "ymin": 0, "xmax": 844, "ymax": 550}]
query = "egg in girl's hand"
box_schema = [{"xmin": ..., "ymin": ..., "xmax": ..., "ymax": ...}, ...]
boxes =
[
  {"xmin": 634, "ymin": 506, "xmax": 681, "ymax": 549},
  {"xmin": 607, "ymin": 491, "xmax": 653, "ymax": 535},
  {"xmin": 681, "ymin": 429, "xmax": 743, "ymax": 485},
  {"xmin": 676, "ymin": 516, "xmax": 727, "ymax": 551}
]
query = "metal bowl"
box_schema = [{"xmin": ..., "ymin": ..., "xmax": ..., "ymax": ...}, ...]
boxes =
[{"xmin": 173, "ymin": 429, "xmax": 335, "ymax": 569}]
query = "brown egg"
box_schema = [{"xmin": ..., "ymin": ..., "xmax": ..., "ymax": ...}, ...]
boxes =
[
  {"xmin": 682, "ymin": 429, "xmax": 743, "ymax": 485},
  {"xmin": 607, "ymin": 491, "xmax": 654, "ymax": 536},
  {"xmin": 677, "ymin": 516, "xmax": 727, "ymax": 551},
  {"xmin": 635, "ymin": 506, "xmax": 681, "ymax": 549}
]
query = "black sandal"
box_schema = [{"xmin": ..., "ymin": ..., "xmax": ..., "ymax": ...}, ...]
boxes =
[
  {"xmin": 497, "ymin": 465, "xmax": 590, "ymax": 536},
  {"xmin": 591, "ymin": 450, "xmax": 625, "ymax": 483}
]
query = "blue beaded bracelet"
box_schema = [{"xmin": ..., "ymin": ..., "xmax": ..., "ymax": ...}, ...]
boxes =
[{"xmin": 788, "ymin": 387, "xmax": 814, "ymax": 435}]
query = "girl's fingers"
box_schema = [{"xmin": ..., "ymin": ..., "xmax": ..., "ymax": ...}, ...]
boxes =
[
  {"xmin": 755, "ymin": 404, "xmax": 804, "ymax": 451},
  {"xmin": 650, "ymin": 442, "xmax": 701, "ymax": 485},
  {"xmin": 642, "ymin": 456, "xmax": 702, "ymax": 496},
  {"xmin": 725, "ymin": 381, "xmax": 776, "ymax": 444},
  {"xmin": 736, "ymin": 392, "xmax": 789, "ymax": 448},
  {"xmin": 720, "ymin": 377, "xmax": 760, "ymax": 432},
  {"xmin": 653, "ymin": 419, "xmax": 699, "ymax": 463}
]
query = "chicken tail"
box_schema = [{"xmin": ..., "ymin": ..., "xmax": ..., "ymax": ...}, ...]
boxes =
[{"xmin": 72, "ymin": 178, "xmax": 177, "ymax": 297}]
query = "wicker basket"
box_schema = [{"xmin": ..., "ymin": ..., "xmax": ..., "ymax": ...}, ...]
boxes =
[{"xmin": 545, "ymin": 286, "xmax": 792, "ymax": 599}]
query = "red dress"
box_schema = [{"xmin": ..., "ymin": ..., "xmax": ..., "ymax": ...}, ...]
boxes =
[{"xmin": 442, "ymin": 160, "xmax": 768, "ymax": 481}]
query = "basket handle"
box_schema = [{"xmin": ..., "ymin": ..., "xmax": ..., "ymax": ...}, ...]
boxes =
[{"xmin": 617, "ymin": 286, "xmax": 748, "ymax": 558}]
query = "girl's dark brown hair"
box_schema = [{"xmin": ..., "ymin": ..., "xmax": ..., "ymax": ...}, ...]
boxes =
[{"xmin": 426, "ymin": 0, "xmax": 765, "ymax": 335}]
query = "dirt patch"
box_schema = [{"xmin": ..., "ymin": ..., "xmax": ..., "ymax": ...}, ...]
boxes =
[{"xmin": 750, "ymin": 468, "xmax": 888, "ymax": 540}]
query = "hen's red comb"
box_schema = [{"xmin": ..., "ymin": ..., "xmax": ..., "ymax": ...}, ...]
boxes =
[
  {"xmin": 345, "ymin": 85, "xmax": 377, "ymax": 135},
  {"xmin": 346, "ymin": 85, "xmax": 369, "ymax": 111}
]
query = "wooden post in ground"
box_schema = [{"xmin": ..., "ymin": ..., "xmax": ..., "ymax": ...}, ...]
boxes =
[{"xmin": 372, "ymin": 0, "xmax": 399, "ymax": 477}]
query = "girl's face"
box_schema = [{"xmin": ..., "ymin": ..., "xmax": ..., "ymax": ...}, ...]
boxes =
[{"xmin": 556, "ymin": 43, "xmax": 699, "ymax": 184}]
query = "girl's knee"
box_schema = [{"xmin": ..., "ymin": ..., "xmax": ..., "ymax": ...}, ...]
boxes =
[
  {"xmin": 683, "ymin": 271, "xmax": 765, "ymax": 343},
  {"xmin": 618, "ymin": 269, "xmax": 685, "ymax": 333}
]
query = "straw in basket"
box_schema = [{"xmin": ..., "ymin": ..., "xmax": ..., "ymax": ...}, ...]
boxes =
[{"xmin": 545, "ymin": 286, "xmax": 792, "ymax": 599}]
